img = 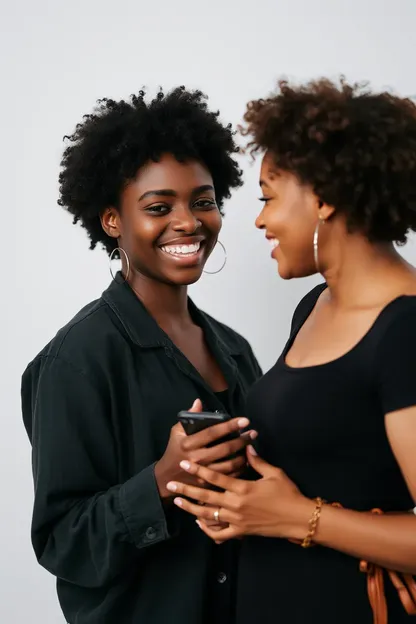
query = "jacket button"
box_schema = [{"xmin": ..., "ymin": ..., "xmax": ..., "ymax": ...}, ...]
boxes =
[
  {"xmin": 145, "ymin": 527, "xmax": 157, "ymax": 541},
  {"xmin": 217, "ymin": 572, "xmax": 227, "ymax": 584}
]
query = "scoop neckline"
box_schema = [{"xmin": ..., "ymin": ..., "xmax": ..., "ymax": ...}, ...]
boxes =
[{"xmin": 281, "ymin": 291, "xmax": 416, "ymax": 372}]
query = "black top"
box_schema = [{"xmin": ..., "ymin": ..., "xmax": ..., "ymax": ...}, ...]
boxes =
[
  {"xmin": 237, "ymin": 284, "xmax": 416, "ymax": 624},
  {"xmin": 21, "ymin": 279, "xmax": 262, "ymax": 624}
]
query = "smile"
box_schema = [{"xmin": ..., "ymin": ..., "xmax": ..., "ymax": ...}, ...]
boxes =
[
  {"xmin": 269, "ymin": 238, "xmax": 279, "ymax": 250},
  {"xmin": 160, "ymin": 242, "xmax": 202, "ymax": 258}
]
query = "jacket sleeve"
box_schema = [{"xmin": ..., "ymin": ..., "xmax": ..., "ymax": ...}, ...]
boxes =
[{"xmin": 22, "ymin": 355, "xmax": 178, "ymax": 589}]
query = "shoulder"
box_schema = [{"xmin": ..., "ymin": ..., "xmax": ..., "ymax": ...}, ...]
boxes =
[
  {"xmin": 375, "ymin": 295, "xmax": 416, "ymax": 349},
  {"xmin": 290, "ymin": 283, "xmax": 327, "ymax": 332},
  {"xmin": 22, "ymin": 295, "xmax": 122, "ymax": 381}
]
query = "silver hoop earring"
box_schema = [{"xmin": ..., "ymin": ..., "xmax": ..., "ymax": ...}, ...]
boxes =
[
  {"xmin": 313, "ymin": 217, "xmax": 325, "ymax": 273},
  {"xmin": 109, "ymin": 247, "xmax": 131, "ymax": 282},
  {"xmin": 203, "ymin": 240, "xmax": 227, "ymax": 275}
]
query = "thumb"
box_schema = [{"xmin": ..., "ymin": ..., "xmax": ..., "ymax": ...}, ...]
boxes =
[
  {"xmin": 188, "ymin": 398, "xmax": 203, "ymax": 413},
  {"xmin": 246, "ymin": 445, "xmax": 276, "ymax": 477}
]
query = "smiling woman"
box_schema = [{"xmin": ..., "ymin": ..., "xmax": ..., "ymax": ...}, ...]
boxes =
[
  {"xmin": 21, "ymin": 87, "xmax": 262, "ymax": 624},
  {"xmin": 99, "ymin": 155, "xmax": 221, "ymax": 284}
]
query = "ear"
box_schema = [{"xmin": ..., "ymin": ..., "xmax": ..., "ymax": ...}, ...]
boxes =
[
  {"xmin": 317, "ymin": 199, "xmax": 336, "ymax": 221},
  {"xmin": 100, "ymin": 207, "xmax": 121, "ymax": 240}
]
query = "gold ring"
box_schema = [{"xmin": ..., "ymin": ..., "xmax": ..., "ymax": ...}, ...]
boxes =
[{"xmin": 213, "ymin": 508, "xmax": 220, "ymax": 522}]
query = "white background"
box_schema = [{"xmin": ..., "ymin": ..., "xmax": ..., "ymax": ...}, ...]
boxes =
[{"xmin": 2, "ymin": 0, "xmax": 416, "ymax": 620}]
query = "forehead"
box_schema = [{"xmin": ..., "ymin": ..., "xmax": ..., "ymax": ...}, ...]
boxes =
[
  {"xmin": 133, "ymin": 153, "xmax": 213, "ymax": 192},
  {"xmin": 259, "ymin": 151, "xmax": 280, "ymax": 184}
]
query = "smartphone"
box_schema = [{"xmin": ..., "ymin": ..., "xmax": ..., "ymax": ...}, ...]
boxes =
[
  {"xmin": 177, "ymin": 410, "xmax": 241, "ymax": 460},
  {"xmin": 177, "ymin": 410, "xmax": 230, "ymax": 436}
]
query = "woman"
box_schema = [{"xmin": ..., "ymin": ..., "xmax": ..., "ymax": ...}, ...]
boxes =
[
  {"xmin": 167, "ymin": 78, "xmax": 416, "ymax": 623},
  {"xmin": 21, "ymin": 87, "xmax": 262, "ymax": 624}
]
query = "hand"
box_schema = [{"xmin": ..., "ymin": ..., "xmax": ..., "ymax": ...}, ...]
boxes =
[
  {"xmin": 165, "ymin": 445, "xmax": 313, "ymax": 542},
  {"xmin": 199, "ymin": 505, "xmax": 229, "ymax": 535},
  {"xmin": 154, "ymin": 399, "xmax": 257, "ymax": 500}
]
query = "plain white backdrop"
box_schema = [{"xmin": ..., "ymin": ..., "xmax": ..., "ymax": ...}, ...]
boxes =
[{"xmin": 2, "ymin": 0, "xmax": 416, "ymax": 620}]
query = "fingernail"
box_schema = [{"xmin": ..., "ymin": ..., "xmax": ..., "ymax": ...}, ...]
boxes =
[
  {"xmin": 174, "ymin": 498, "xmax": 183, "ymax": 507},
  {"xmin": 180, "ymin": 460, "xmax": 191, "ymax": 471},
  {"xmin": 196, "ymin": 520, "xmax": 202, "ymax": 528},
  {"xmin": 248, "ymin": 445, "xmax": 257, "ymax": 456},
  {"xmin": 249, "ymin": 430, "xmax": 258, "ymax": 440},
  {"xmin": 166, "ymin": 482, "xmax": 177, "ymax": 492},
  {"xmin": 238, "ymin": 417, "xmax": 249, "ymax": 428}
]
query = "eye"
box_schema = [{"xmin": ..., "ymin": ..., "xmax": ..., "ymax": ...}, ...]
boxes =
[
  {"xmin": 193, "ymin": 198, "xmax": 217, "ymax": 210},
  {"xmin": 258, "ymin": 197, "xmax": 271, "ymax": 204},
  {"xmin": 144, "ymin": 204, "xmax": 171, "ymax": 215}
]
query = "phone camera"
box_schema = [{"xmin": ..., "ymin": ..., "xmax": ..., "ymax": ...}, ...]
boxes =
[{"xmin": 189, "ymin": 419, "xmax": 194, "ymax": 425}]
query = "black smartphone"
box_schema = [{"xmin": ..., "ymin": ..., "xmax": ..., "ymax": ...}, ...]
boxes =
[
  {"xmin": 177, "ymin": 409, "xmax": 242, "ymax": 461},
  {"xmin": 177, "ymin": 410, "xmax": 230, "ymax": 436}
]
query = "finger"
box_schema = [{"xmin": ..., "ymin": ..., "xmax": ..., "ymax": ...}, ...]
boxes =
[
  {"xmin": 192, "ymin": 432, "xmax": 256, "ymax": 465},
  {"xmin": 167, "ymin": 480, "xmax": 225, "ymax": 507},
  {"xmin": 246, "ymin": 445, "xmax": 277, "ymax": 477},
  {"xmin": 178, "ymin": 460, "xmax": 246, "ymax": 494},
  {"xmin": 172, "ymin": 495, "xmax": 238, "ymax": 524},
  {"xmin": 188, "ymin": 398, "xmax": 203, "ymax": 413},
  {"xmin": 195, "ymin": 519, "xmax": 240, "ymax": 542},
  {"xmin": 208, "ymin": 454, "xmax": 246, "ymax": 475},
  {"xmin": 203, "ymin": 521, "xmax": 228, "ymax": 531},
  {"xmin": 182, "ymin": 417, "xmax": 250, "ymax": 451},
  {"xmin": 197, "ymin": 519, "xmax": 228, "ymax": 543}
]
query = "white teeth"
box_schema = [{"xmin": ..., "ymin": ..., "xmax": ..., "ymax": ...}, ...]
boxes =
[
  {"xmin": 160, "ymin": 242, "xmax": 201, "ymax": 256},
  {"xmin": 269, "ymin": 238, "xmax": 279, "ymax": 249}
]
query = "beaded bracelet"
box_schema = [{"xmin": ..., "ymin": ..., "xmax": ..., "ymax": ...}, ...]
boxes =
[{"xmin": 301, "ymin": 497, "xmax": 325, "ymax": 548}]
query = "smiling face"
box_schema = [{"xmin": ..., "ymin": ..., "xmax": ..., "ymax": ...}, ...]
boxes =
[
  {"xmin": 255, "ymin": 151, "xmax": 324, "ymax": 279},
  {"xmin": 101, "ymin": 153, "xmax": 222, "ymax": 286}
]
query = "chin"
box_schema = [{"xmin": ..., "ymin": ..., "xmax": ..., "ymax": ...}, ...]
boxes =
[
  {"xmin": 164, "ymin": 268, "xmax": 204, "ymax": 287},
  {"xmin": 277, "ymin": 261, "xmax": 315, "ymax": 280},
  {"xmin": 276, "ymin": 262, "xmax": 294, "ymax": 280}
]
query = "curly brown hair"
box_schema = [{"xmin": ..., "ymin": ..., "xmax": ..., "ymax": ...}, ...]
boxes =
[{"xmin": 243, "ymin": 78, "xmax": 416, "ymax": 244}]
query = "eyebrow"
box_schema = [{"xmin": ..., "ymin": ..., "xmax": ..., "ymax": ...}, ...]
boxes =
[{"xmin": 138, "ymin": 185, "xmax": 215, "ymax": 202}]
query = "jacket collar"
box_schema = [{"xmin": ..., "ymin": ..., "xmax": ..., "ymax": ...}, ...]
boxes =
[{"xmin": 101, "ymin": 278, "xmax": 243, "ymax": 356}]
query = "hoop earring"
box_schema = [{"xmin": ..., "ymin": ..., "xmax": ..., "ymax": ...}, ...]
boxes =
[
  {"xmin": 203, "ymin": 240, "xmax": 227, "ymax": 275},
  {"xmin": 109, "ymin": 247, "xmax": 131, "ymax": 282},
  {"xmin": 313, "ymin": 217, "xmax": 325, "ymax": 273}
]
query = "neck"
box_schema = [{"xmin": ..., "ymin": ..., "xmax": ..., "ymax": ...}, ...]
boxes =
[
  {"xmin": 321, "ymin": 233, "xmax": 415, "ymax": 307},
  {"xmin": 126, "ymin": 270, "xmax": 192, "ymax": 329}
]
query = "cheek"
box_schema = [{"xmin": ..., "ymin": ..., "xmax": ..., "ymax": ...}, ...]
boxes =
[
  {"xmin": 123, "ymin": 215, "xmax": 164, "ymax": 249},
  {"xmin": 203, "ymin": 209, "xmax": 222, "ymax": 234}
]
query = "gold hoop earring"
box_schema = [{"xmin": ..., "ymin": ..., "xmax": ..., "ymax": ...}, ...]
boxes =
[
  {"xmin": 203, "ymin": 240, "xmax": 227, "ymax": 275},
  {"xmin": 313, "ymin": 217, "xmax": 325, "ymax": 273},
  {"xmin": 109, "ymin": 247, "xmax": 131, "ymax": 282}
]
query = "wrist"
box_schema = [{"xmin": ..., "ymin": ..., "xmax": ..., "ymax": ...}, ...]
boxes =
[
  {"xmin": 154, "ymin": 461, "xmax": 173, "ymax": 501},
  {"xmin": 285, "ymin": 497, "xmax": 317, "ymax": 541}
]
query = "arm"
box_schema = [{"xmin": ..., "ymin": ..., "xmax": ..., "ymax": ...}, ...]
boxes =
[
  {"xmin": 310, "ymin": 406, "xmax": 416, "ymax": 573},
  {"xmin": 23, "ymin": 355, "xmax": 177, "ymax": 589}
]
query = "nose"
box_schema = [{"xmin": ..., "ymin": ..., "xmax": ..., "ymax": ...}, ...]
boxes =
[
  {"xmin": 172, "ymin": 205, "xmax": 201, "ymax": 234},
  {"xmin": 255, "ymin": 207, "xmax": 266, "ymax": 230}
]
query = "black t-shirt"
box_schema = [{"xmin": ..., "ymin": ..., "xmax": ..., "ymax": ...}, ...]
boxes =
[{"xmin": 236, "ymin": 284, "xmax": 416, "ymax": 624}]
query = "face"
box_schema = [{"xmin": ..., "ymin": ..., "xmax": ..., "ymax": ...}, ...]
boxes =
[
  {"xmin": 102, "ymin": 154, "xmax": 222, "ymax": 286},
  {"xmin": 255, "ymin": 152, "xmax": 324, "ymax": 279}
]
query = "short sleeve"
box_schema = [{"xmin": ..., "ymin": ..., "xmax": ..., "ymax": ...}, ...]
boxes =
[{"xmin": 376, "ymin": 303, "xmax": 416, "ymax": 415}]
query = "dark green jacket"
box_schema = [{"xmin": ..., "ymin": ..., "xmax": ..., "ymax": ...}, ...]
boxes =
[{"xmin": 22, "ymin": 279, "xmax": 262, "ymax": 624}]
